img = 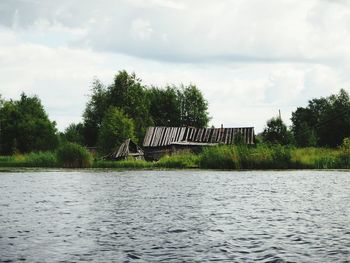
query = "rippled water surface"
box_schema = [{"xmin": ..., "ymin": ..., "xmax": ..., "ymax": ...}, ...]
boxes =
[{"xmin": 1, "ymin": 170, "xmax": 350, "ymax": 262}]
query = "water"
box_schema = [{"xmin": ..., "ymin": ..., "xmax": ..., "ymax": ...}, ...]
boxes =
[{"xmin": 0, "ymin": 170, "xmax": 349, "ymax": 262}]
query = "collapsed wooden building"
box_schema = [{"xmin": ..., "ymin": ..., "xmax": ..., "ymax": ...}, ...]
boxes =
[
  {"xmin": 104, "ymin": 139, "xmax": 144, "ymax": 160},
  {"xmin": 143, "ymin": 126, "xmax": 255, "ymax": 160}
]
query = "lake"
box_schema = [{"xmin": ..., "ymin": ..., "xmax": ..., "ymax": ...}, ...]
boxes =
[{"xmin": 0, "ymin": 170, "xmax": 349, "ymax": 262}]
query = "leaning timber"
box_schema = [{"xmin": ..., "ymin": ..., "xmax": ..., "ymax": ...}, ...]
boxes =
[{"xmin": 143, "ymin": 126, "xmax": 255, "ymax": 161}]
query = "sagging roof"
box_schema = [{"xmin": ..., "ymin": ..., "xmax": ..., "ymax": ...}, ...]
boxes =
[
  {"xmin": 143, "ymin": 126, "xmax": 255, "ymax": 147},
  {"xmin": 105, "ymin": 139, "xmax": 144, "ymax": 160}
]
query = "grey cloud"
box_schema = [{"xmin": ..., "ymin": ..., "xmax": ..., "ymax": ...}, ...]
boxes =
[{"xmin": 1, "ymin": 0, "xmax": 350, "ymax": 65}]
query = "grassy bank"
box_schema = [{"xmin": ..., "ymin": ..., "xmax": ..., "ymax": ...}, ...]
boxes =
[{"xmin": 0, "ymin": 144, "xmax": 349, "ymax": 170}]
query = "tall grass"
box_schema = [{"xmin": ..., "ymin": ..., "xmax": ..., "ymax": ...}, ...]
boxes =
[
  {"xmin": 0, "ymin": 143, "xmax": 349, "ymax": 170},
  {"xmin": 56, "ymin": 143, "xmax": 93, "ymax": 168},
  {"xmin": 200, "ymin": 146, "xmax": 240, "ymax": 169},
  {"xmin": 199, "ymin": 144, "xmax": 293, "ymax": 169},
  {"xmin": 156, "ymin": 152, "xmax": 200, "ymax": 168},
  {"xmin": 0, "ymin": 152, "xmax": 57, "ymax": 167}
]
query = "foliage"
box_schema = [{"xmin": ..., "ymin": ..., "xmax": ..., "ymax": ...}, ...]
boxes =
[
  {"xmin": 61, "ymin": 123, "xmax": 85, "ymax": 145},
  {"xmin": 108, "ymin": 71, "xmax": 153, "ymax": 140},
  {"xmin": 97, "ymin": 107, "xmax": 136, "ymax": 155},
  {"xmin": 200, "ymin": 146, "xmax": 240, "ymax": 169},
  {"xmin": 0, "ymin": 152, "xmax": 57, "ymax": 167},
  {"xmin": 83, "ymin": 71, "xmax": 152, "ymax": 145},
  {"xmin": 291, "ymin": 89, "xmax": 350, "ymax": 147},
  {"xmin": 262, "ymin": 117, "xmax": 293, "ymax": 145},
  {"xmin": 147, "ymin": 86, "xmax": 182, "ymax": 126},
  {"xmin": 290, "ymin": 147, "xmax": 339, "ymax": 169},
  {"xmin": 83, "ymin": 79, "xmax": 109, "ymax": 146},
  {"xmin": 83, "ymin": 71, "xmax": 210, "ymax": 146},
  {"xmin": 156, "ymin": 151, "xmax": 200, "ymax": 168},
  {"xmin": 56, "ymin": 143, "xmax": 93, "ymax": 168},
  {"xmin": 179, "ymin": 85, "xmax": 210, "ymax": 127},
  {"xmin": 0, "ymin": 93, "xmax": 58, "ymax": 154}
]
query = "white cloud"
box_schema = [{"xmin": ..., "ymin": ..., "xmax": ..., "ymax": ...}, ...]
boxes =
[{"xmin": 0, "ymin": 0, "xmax": 350, "ymax": 134}]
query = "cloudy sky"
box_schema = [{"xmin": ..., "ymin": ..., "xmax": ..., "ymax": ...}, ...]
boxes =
[{"xmin": 1, "ymin": 0, "xmax": 349, "ymax": 132}]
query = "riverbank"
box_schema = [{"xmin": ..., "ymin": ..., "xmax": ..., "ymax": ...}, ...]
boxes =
[{"xmin": 0, "ymin": 145, "xmax": 349, "ymax": 170}]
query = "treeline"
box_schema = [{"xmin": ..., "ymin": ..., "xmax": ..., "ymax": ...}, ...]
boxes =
[
  {"xmin": 261, "ymin": 89, "xmax": 350, "ymax": 148},
  {"xmin": 0, "ymin": 70, "xmax": 210, "ymax": 155},
  {"xmin": 1, "ymin": 70, "xmax": 350, "ymax": 157}
]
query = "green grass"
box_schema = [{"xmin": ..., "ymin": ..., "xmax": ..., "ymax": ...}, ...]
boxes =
[
  {"xmin": 156, "ymin": 152, "xmax": 200, "ymax": 168},
  {"xmin": 0, "ymin": 152, "xmax": 58, "ymax": 167},
  {"xmin": 56, "ymin": 143, "xmax": 93, "ymax": 168},
  {"xmin": 0, "ymin": 144, "xmax": 349, "ymax": 170}
]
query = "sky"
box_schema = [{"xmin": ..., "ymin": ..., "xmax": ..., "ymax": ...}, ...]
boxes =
[{"xmin": 1, "ymin": 0, "xmax": 350, "ymax": 133}]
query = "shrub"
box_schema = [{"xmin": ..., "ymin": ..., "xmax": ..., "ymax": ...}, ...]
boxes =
[
  {"xmin": 199, "ymin": 146, "xmax": 240, "ymax": 169},
  {"xmin": 56, "ymin": 143, "xmax": 93, "ymax": 168},
  {"xmin": 156, "ymin": 152, "xmax": 200, "ymax": 168},
  {"xmin": 25, "ymin": 151, "xmax": 57, "ymax": 167}
]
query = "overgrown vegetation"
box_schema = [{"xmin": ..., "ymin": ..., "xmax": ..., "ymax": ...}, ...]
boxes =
[
  {"xmin": 56, "ymin": 143, "xmax": 93, "ymax": 168},
  {"xmin": 1, "ymin": 71, "xmax": 350, "ymax": 170},
  {"xmin": 0, "ymin": 140, "xmax": 349, "ymax": 170}
]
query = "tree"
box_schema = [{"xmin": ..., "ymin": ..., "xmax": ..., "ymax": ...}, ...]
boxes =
[
  {"xmin": 83, "ymin": 79, "xmax": 108, "ymax": 146},
  {"xmin": 147, "ymin": 86, "xmax": 181, "ymax": 126},
  {"xmin": 83, "ymin": 71, "xmax": 211, "ymax": 146},
  {"xmin": 97, "ymin": 107, "xmax": 136, "ymax": 155},
  {"xmin": 291, "ymin": 89, "xmax": 350, "ymax": 147},
  {"xmin": 180, "ymin": 84, "xmax": 210, "ymax": 127},
  {"xmin": 262, "ymin": 117, "xmax": 292, "ymax": 145},
  {"xmin": 107, "ymin": 71, "xmax": 153, "ymax": 141},
  {"xmin": 62, "ymin": 123, "xmax": 85, "ymax": 145},
  {"xmin": 0, "ymin": 93, "xmax": 58, "ymax": 154}
]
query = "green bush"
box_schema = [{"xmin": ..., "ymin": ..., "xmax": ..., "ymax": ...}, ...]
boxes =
[
  {"xmin": 25, "ymin": 151, "xmax": 57, "ymax": 167},
  {"xmin": 156, "ymin": 152, "xmax": 200, "ymax": 168},
  {"xmin": 56, "ymin": 143, "xmax": 93, "ymax": 168},
  {"xmin": 199, "ymin": 146, "xmax": 240, "ymax": 169}
]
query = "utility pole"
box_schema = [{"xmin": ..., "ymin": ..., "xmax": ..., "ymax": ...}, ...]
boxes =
[{"xmin": 278, "ymin": 109, "xmax": 281, "ymax": 120}]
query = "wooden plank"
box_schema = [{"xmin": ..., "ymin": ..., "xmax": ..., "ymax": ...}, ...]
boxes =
[
  {"xmin": 152, "ymin": 127, "xmax": 160, "ymax": 146},
  {"xmin": 192, "ymin": 128, "xmax": 198, "ymax": 141},
  {"xmin": 166, "ymin": 127, "xmax": 173, "ymax": 145},
  {"xmin": 156, "ymin": 127, "xmax": 164, "ymax": 146},
  {"xmin": 206, "ymin": 128, "xmax": 213, "ymax": 142},
  {"xmin": 187, "ymin": 128, "xmax": 193, "ymax": 141},
  {"xmin": 224, "ymin": 128, "xmax": 229, "ymax": 144},
  {"xmin": 161, "ymin": 127, "xmax": 169, "ymax": 146},
  {"xmin": 210, "ymin": 129, "xmax": 217, "ymax": 143},
  {"xmin": 160, "ymin": 127, "xmax": 167, "ymax": 146},
  {"xmin": 142, "ymin": 127, "xmax": 151, "ymax": 146},
  {"xmin": 149, "ymin": 127, "xmax": 157, "ymax": 147},
  {"xmin": 175, "ymin": 127, "xmax": 181, "ymax": 142},
  {"xmin": 200, "ymin": 128, "xmax": 205, "ymax": 142},
  {"xmin": 179, "ymin": 127, "xmax": 186, "ymax": 141},
  {"xmin": 195, "ymin": 128, "xmax": 201, "ymax": 142},
  {"xmin": 170, "ymin": 127, "xmax": 176, "ymax": 143}
]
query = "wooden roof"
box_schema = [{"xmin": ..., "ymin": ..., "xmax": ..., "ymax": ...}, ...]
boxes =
[
  {"xmin": 143, "ymin": 126, "xmax": 255, "ymax": 147},
  {"xmin": 105, "ymin": 139, "xmax": 144, "ymax": 160}
]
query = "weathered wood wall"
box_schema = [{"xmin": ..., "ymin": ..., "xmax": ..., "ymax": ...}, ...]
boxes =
[{"xmin": 143, "ymin": 126, "xmax": 255, "ymax": 147}]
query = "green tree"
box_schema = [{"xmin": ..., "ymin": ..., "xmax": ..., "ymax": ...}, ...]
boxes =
[
  {"xmin": 83, "ymin": 71, "xmax": 211, "ymax": 146},
  {"xmin": 291, "ymin": 89, "xmax": 350, "ymax": 147},
  {"xmin": 0, "ymin": 93, "xmax": 58, "ymax": 154},
  {"xmin": 180, "ymin": 84, "xmax": 210, "ymax": 127},
  {"xmin": 262, "ymin": 117, "xmax": 292, "ymax": 145},
  {"xmin": 62, "ymin": 123, "xmax": 85, "ymax": 145},
  {"xmin": 97, "ymin": 107, "xmax": 136, "ymax": 155},
  {"xmin": 83, "ymin": 79, "xmax": 108, "ymax": 146},
  {"xmin": 147, "ymin": 86, "xmax": 181, "ymax": 126}
]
